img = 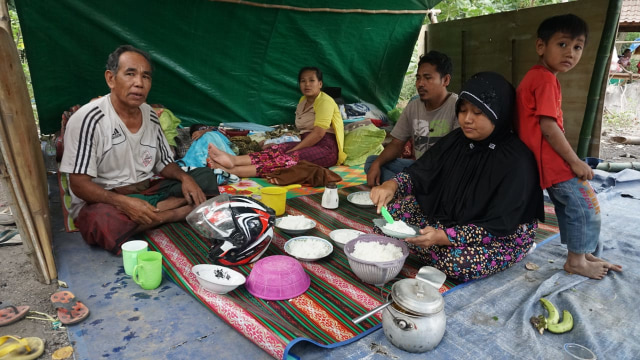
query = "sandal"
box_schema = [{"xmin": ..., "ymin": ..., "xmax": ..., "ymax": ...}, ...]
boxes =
[
  {"xmin": 50, "ymin": 291, "xmax": 89, "ymax": 325},
  {"xmin": 0, "ymin": 335, "xmax": 44, "ymax": 360},
  {"xmin": 0, "ymin": 231, "xmax": 21, "ymax": 247},
  {"xmin": 0, "ymin": 208, "xmax": 14, "ymax": 226},
  {"xmin": 0, "ymin": 306, "xmax": 29, "ymax": 327}
]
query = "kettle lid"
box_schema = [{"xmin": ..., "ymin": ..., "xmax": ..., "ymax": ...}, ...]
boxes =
[{"xmin": 391, "ymin": 278, "xmax": 444, "ymax": 315}]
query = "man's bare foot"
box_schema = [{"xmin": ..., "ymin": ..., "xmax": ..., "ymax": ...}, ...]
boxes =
[
  {"xmin": 208, "ymin": 144, "xmax": 235, "ymax": 169},
  {"xmin": 565, "ymin": 252, "xmax": 612, "ymax": 279},
  {"xmin": 209, "ymin": 159, "xmax": 233, "ymax": 173},
  {"xmin": 585, "ymin": 253, "xmax": 623, "ymax": 272}
]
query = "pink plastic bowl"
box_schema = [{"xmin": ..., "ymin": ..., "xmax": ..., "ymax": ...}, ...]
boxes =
[{"xmin": 245, "ymin": 255, "xmax": 310, "ymax": 300}]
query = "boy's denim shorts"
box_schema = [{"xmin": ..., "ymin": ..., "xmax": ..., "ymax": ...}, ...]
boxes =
[{"xmin": 547, "ymin": 177, "xmax": 601, "ymax": 254}]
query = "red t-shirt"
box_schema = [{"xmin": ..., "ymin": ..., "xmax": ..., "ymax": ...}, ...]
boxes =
[{"xmin": 515, "ymin": 65, "xmax": 575, "ymax": 189}]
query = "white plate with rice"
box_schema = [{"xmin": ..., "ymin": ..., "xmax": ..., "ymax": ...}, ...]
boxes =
[
  {"xmin": 347, "ymin": 191, "xmax": 375, "ymax": 207},
  {"xmin": 329, "ymin": 229, "xmax": 365, "ymax": 249},
  {"xmin": 275, "ymin": 216, "xmax": 317, "ymax": 235},
  {"xmin": 284, "ymin": 236, "xmax": 333, "ymax": 261},
  {"xmin": 372, "ymin": 218, "xmax": 421, "ymax": 239}
]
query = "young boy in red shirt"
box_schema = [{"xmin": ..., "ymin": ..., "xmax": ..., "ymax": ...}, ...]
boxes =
[{"xmin": 516, "ymin": 14, "xmax": 622, "ymax": 279}]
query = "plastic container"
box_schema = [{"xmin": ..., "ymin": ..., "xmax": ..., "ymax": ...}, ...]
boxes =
[
  {"xmin": 583, "ymin": 157, "xmax": 603, "ymax": 169},
  {"xmin": 41, "ymin": 139, "xmax": 58, "ymax": 173},
  {"xmin": 260, "ymin": 184, "xmax": 301, "ymax": 216},
  {"xmin": 321, "ymin": 182, "xmax": 339, "ymax": 209},
  {"xmin": 245, "ymin": 255, "xmax": 310, "ymax": 300},
  {"xmin": 563, "ymin": 343, "xmax": 596, "ymax": 359},
  {"xmin": 344, "ymin": 234, "xmax": 409, "ymax": 286}
]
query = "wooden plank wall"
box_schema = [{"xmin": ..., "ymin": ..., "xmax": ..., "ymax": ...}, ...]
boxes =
[{"xmin": 427, "ymin": 0, "xmax": 611, "ymax": 155}]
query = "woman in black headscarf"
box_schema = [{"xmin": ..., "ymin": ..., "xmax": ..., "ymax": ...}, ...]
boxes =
[{"xmin": 370, "ymin": 72, "xmax": 544, "ymax": 282}]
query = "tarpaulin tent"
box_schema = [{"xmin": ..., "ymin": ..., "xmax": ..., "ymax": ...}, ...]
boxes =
[{"xmin": 15, "ymin": 0, "xmax": 438, "ymax": 135}]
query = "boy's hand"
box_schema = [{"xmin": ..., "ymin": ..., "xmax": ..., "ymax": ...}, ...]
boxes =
[
  {"xmin": 569, "ymin": 160, "xmax": 594, "ymax": 181},
  {"xmin": 539, "ymin": 117, "xmax": 594, "ymax": 181}
]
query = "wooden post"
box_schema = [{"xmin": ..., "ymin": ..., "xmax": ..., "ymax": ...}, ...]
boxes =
[
  {"xmin": 0, "ymin": 2, "xmax": 56, "ymax": 283},
  {"xmin": 0, "ymin": 0, "xmax": 9, "ymax": 34}
]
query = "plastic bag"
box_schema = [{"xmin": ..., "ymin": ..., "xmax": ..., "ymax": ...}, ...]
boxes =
[
  {"xmin": 343, "ymin": 124, "xmax": 386, "ymax": 166},
  {"xmin": 177, "ymin": 130, "xmax": 235, "ymax": 168}
]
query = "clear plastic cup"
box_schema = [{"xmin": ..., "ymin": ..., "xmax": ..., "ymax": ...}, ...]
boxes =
[{"xmin": 564, "ymin": 343, "xmax": 596, "ymax": 360}]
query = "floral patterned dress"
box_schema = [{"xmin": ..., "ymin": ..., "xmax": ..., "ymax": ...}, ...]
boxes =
[{"xmin": 375, "ymin": 173, "xmax": 537, "ymax": 282}]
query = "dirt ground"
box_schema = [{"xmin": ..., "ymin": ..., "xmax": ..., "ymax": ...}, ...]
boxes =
[
  {"xmin": 599, "ymin": 122, "xmax": 640, "ymax": 162},
  {"xmin": 0, "ymin": 183, "xmax": 71, "ymax": 358},
  {"xmin": 0, "ymin": 121, "xmax": 638, "ymax": 360}
]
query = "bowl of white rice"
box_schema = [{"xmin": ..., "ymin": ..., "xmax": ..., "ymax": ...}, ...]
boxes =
[
  {"xmin": 344, "ymin": 234, "xmax": 409, "ymax": 286},
  {"xmin": 347, "ymin": 191, "xmax": 375, "ymax": 207},
  {"xmin": 284, "ymin": 236, "xmax": 333, "ymax": 261},
  {"xmin": 275, "ymin": 215, "xmax": 317, "ymax": 235},
  {"xmin": 329, "ymin": 229, "xmax": 366, "ymax": 250}
]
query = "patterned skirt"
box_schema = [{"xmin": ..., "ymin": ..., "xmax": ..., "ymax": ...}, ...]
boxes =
[
  {"xmin": 375, "ymin": 194, "xmax": 537, "ymax": 282},
  {"xmin": 248, "ymin": 132, "xmax": 338, "ymax": 177}
]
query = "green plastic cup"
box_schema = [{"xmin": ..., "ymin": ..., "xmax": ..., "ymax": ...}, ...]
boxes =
[
  {"xmin": 133, "ymin": 251, "xmax": 163, "ymax": 290},
  {"xmin": 121, "ymin": 240, "xmax": 148, "ymax": 276}
]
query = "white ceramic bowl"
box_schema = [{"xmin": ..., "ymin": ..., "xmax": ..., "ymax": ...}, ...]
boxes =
[
  {"xmin": 284, "ymin": 236, "xmax": 333, "ymax": 261},
  {"xmin": 329, "ymin": 229, "xmax": 366, "ymax": 249},
  {"xmin": 192, "ymin": 264, "xmax": 246, "ymax": 294},
  {"xmin": 275, "ymin": 216, "xmax": 317, "ymax": 235}
]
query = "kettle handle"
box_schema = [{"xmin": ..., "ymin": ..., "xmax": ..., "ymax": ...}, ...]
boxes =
[{"xmin": 351, "ymin": 300, "xmax": 393, "ymax": 324}]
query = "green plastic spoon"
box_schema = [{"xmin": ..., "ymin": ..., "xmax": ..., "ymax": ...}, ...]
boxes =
[{"xmin": 381, "ymin": 206, "xmax": 394, "ymax": 224}]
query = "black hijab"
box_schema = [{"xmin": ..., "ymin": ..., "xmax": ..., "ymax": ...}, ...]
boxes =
[{"xmin": 406, "ymin": 72, "xmax": 544, "ymax": 236}]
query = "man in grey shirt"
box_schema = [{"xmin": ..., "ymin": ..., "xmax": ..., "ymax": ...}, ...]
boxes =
[{"xmin": 365, "ymin": 51, "xmax": 458, "ymax": 186}]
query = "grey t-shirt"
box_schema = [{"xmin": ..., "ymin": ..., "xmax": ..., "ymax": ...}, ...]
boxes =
[{"xmin": 390, "ymin": 93, "xmax": 458, "ymax": 159}]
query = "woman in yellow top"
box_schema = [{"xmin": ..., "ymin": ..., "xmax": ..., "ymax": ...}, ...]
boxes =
[{"xmin": 208, "ymin": 67, "xmax": 346, "ymax": 178}]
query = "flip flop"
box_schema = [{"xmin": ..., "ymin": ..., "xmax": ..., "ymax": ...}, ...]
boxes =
[
  {"xmin": 0, "ymin": 335, "xmax": 44, "ymax": 360},
  {"xmin": 50, "ymin": 291, "xmax": 89, "ymax": 325},
  {"xmin": 0, "ymin": 209, "xmax": 14, "ymax": 226},
  {"xmin": 0, "ymin": 306, "xmax": 29, "ymax": 327},
  {"xmin": 0, "ymin": 231, "xmax": 21, "ymax": 246}
]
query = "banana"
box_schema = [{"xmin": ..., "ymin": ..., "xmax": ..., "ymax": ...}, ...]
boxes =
[
  {"xmin": 547, "ymin": 310, "xmax": 574, "ymax": 334},
  {"xmin": 539, "ymin": 298, "xmax": 560, "ymax": 326}
]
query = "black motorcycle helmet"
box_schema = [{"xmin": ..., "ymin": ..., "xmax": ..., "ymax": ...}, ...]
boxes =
[{"xmin": 186, "ymin": 194, "xmax": 275, "ymax": 266}]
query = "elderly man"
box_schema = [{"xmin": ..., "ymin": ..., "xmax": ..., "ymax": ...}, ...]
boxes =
[
  {"xmin": 60, "ymin": 45, "xmax": 218, "ymax": 252},
  {"xmin": 365, "ymin": 51, "xmax": 458, "ymax": 186}
]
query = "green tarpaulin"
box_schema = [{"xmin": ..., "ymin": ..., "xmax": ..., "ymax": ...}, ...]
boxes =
[{"xmin": 15, "ymin": 0, "xmax": 438, "ymax": 135}]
